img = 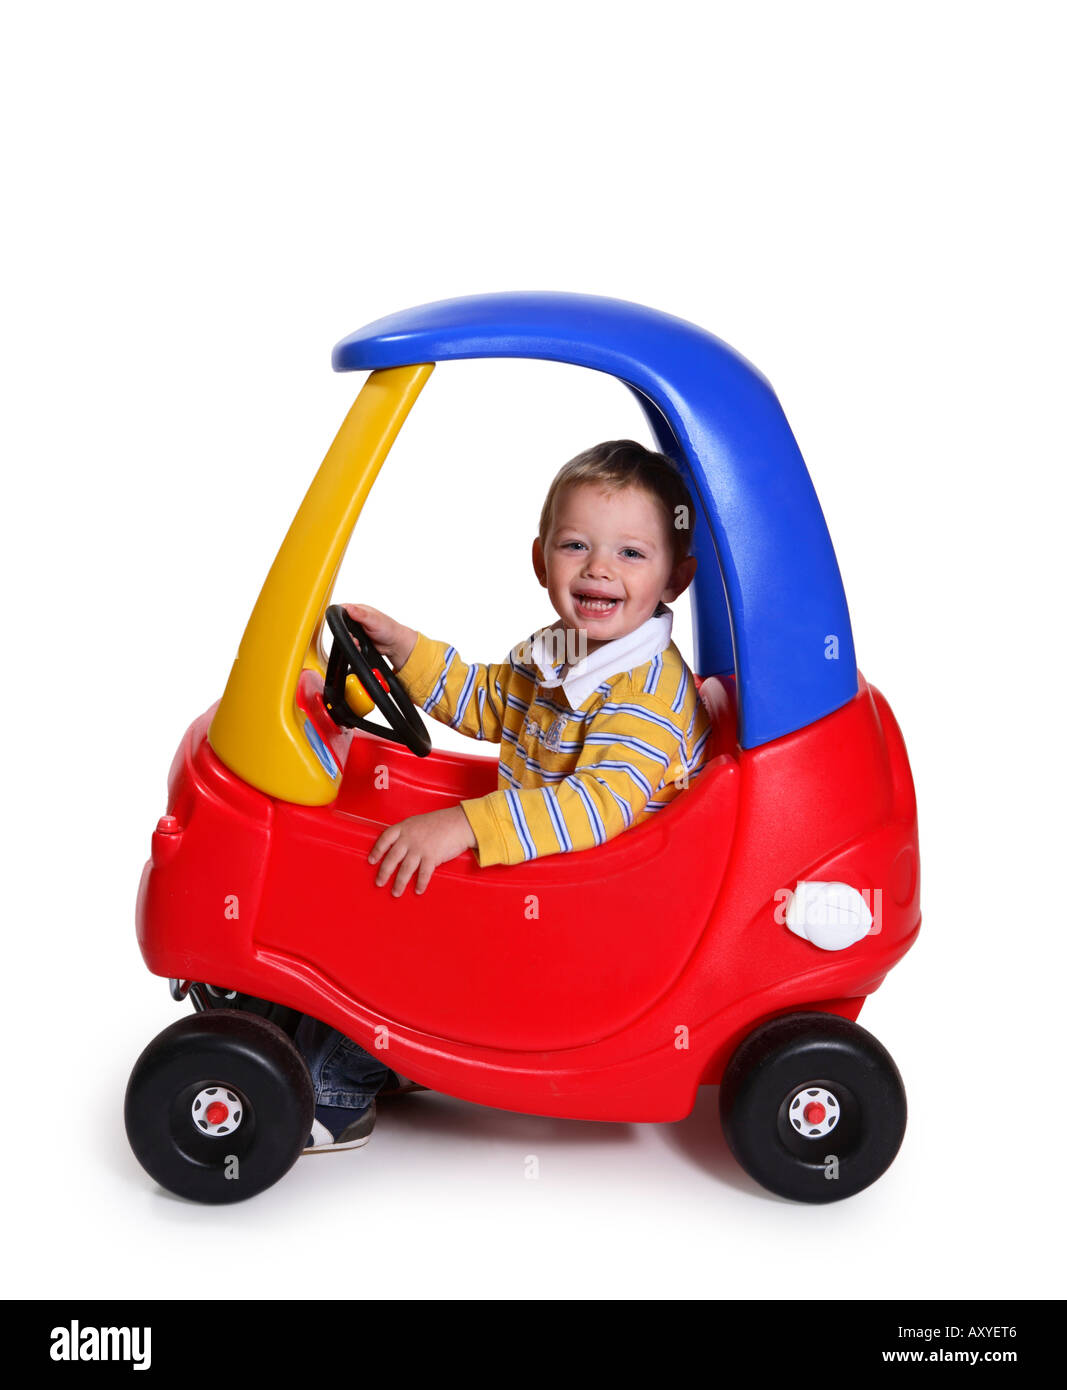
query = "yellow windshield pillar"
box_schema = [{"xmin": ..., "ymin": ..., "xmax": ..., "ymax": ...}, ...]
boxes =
[{"xmin": 209, "ymin": 363, "xmax": 434, "ymax": 804}]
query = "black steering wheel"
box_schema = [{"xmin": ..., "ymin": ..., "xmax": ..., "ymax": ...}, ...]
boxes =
[{"xmin": 322, "ymin": 605, "xmax": 431, "ymax": 757}]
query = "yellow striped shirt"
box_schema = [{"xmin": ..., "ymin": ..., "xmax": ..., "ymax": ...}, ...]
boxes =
[{"xmin": 396, "ymin": 625, "xmax": 713, "ymax": 867}]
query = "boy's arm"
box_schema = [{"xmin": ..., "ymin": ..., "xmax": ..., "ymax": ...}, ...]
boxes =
[
  {"xmin": 396, "ymin": 631, "xmax": 509, "ymax": 744},
  {"xmin": 460, "ymin": 692, "xmax": 700, "ymax": 867}
]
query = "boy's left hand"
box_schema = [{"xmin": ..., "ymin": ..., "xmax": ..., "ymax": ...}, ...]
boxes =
[{"xmin": 368, "ymin": 806, "xmax": 477, "ymax": 897}]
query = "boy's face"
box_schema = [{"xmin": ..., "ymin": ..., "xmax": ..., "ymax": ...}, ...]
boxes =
[{"xmin": 532, "ymin": 483, "xmax": 696, "ymax": 653}]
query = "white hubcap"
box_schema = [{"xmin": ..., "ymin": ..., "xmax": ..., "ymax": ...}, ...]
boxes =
[
  {"xmin": 191, "ymin": 1086, "xmax": 243, "ymax": 1137},
  {"xmin": 788, "ymin": 1086, "xmax": 840, "ymax": 1139}
]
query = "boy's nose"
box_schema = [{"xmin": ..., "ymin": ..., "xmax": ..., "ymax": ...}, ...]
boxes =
[{"xmin": 583, "ymin": 551, "xmax": 614, "ymax": 578}]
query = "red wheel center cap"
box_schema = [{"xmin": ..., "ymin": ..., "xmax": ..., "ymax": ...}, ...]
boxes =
[
  {"xmin": 803, "ymin": 1101, "xmax": 826, "ymax": 1125},
  {"xmin": 205, "ymin": 1101, "xmax": 229, "ymax": 1125}
]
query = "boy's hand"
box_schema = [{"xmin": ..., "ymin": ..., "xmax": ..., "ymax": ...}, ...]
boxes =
[
  {"xmin": 368, "ymin": 806, "xmax": 477, "ymax": 897},
  {"xmin": 342, "ymin": 603, "xmax": 417, "ymax": 671}
]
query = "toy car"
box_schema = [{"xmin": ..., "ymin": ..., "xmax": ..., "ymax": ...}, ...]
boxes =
[{"xmin": 125, "ymin": 293, "xmax": 920, "ymax": 1204}]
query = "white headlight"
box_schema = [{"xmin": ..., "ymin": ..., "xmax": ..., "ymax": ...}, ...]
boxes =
[{"xmin": 784, "ymin": 881, "xmax": 874, "ymax": 951}]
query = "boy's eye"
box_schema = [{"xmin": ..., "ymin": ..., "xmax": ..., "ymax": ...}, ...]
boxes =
[
  {"xmin": 560, "ymin": 540, "xmax": 586, "ymax": 551},
  {"xmin": 621, "ymin": 548, "xmax": 645, "ymax": 560}
]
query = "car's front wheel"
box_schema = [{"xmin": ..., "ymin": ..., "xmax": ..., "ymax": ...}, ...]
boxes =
[
  {"xmin": 125, "ymin": 1009, "xmax": 314, "ymax": 1204},
  {"xmin": 719, "ymin": 1012, "xmax": 906, "ymax": 1203}
]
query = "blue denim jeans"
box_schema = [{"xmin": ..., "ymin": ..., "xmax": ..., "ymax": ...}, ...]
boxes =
[{"xmin": 294, "ymin": 1016, "xmax": 398, "ymax": 1114}]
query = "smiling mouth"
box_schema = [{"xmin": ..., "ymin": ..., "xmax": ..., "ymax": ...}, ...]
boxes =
[{"xmin": 573, "ymin": 593, "xmax": 620, "ymax": 615}]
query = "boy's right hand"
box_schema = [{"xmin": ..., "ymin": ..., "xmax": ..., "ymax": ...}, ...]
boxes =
[{"xmin": 342, "ymin": 603, "xmax": 417, "ymax": 672}]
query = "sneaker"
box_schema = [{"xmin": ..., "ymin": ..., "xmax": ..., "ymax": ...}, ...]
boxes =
[{"xmin": 302, "ymin": 1100, "xmax": 376, "ymax": 1154}]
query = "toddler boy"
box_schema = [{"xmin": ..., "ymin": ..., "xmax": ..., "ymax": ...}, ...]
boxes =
[{"xmin": 299, "ymin": 439, "xmax": 712, "ymax": 1150}]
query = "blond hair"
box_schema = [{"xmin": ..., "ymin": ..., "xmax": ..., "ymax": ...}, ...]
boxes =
[{"xmin": 538, "ymin": 440, "xmax": 694, "ymax": 566}]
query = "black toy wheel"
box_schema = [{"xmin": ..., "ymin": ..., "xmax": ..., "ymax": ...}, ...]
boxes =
[
  {"xmin": 124, "ymin": 1010, "xmax": 314, "ymax": 1204},
  {"xmin": 719, "ymin": 1012, "xmax": 906, "ymax": 1203}
]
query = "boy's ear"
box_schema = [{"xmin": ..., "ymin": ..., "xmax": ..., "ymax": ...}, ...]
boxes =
[
  {"xmin": 531, "ymin": 536, "xmax": 548, "ymax": 588},
  {"xmin": 662, "ymin": 554, "xmax": 697, "ymax": 603}
]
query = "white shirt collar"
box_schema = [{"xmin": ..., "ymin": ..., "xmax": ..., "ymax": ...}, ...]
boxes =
[{"xmin": 528, "ymin": 606, "xmax": 674, "ymax": 710}]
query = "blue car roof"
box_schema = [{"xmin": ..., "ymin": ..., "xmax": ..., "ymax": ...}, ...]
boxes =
[{"xmin": 334, "ymin": 293, "xmax": 857, "ymax": 748}]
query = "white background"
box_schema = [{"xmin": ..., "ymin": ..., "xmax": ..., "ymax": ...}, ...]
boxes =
[{"xmin": 2, "ymin": 1, "xmax": 1064, "ymax": 1301}]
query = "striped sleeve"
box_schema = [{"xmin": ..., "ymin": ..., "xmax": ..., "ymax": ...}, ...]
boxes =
[
  {"xmin": 460, "ymin": 692, "xmax": 690, "ymax": 867},
  {"xmin": 395, "ymin": 631, "xmax": 508, "ymax": 743}
]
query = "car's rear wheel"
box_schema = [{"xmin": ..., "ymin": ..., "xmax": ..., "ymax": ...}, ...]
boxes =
[
  {"xmin": 125, "ymin": 1010, "xmax": 314, "ymax": 1204},
  {"xmin": 719, "ymin": 1013, "xmax": 906, "ymax": 1203}
]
